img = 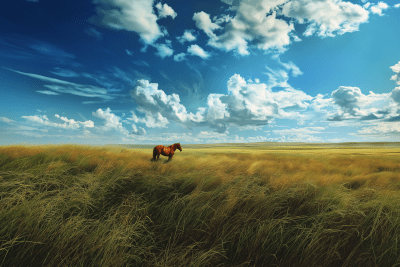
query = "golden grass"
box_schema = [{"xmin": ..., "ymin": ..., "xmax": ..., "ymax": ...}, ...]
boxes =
[{"xmin": 1, "ymin": 143, "xmax": 400, "ymax": 266}]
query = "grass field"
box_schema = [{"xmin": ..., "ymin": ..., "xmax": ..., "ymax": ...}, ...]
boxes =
[{"xmin": 1, "ymin": 143, "xmax": 400, "ymax": 266}]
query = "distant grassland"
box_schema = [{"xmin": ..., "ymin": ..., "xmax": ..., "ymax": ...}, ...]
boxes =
[{"xmin": 1, "ymin": 143, "xmax": 400, "ymax": 266}]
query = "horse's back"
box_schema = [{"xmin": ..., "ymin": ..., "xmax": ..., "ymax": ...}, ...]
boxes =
[{"xmin": 153, "ymin": 145, "xmax": 164, "ymax": 154}]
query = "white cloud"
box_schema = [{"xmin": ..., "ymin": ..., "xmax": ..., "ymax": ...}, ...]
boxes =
[
  {"xmin": 207, "ymin": 7, "xmax": 293, "ymax": 55},
  {"xmin": 130, "ymin": 72, "xmax": 316, "ymax": 133},
  {"xmin": 281, "ymin": 0, "xmax": 369, "ymax": 37},
  {"xmin": 153, "ymin": 43, "xmax": 174, "ymax": 58},
  {"xmin": 272, "ymin": 55, "xmax": 303, "ymax": 77},
  {"xmin": 187, "ymin": 44, "xmax": 211, "ymax": 59},
  {"xmin": 131, "ymin": 124, "xmax": 146, "ymax": 135},
  {"xmin": 126, "ymin": 49, "xmax": 133, "ymax": 56},
  {"xmin": 133, "ymin": 60, "xmax": 150, "ymax": 67},
  {"xmin": 5, "ymin": 68, "xmax": 113, "ymax": 100},
  {"xmin": 91, "ymin": 0, "xmax": 164, "ymax": 44},
  {"xmin": 55, "ymin": 114, "xmax": 94, "ymax": 128},
  {"xmin": 85, "ymin": 28, "xmax": 103, "ymax": 40},
  {"xmin": 272, "ymin": 127, "xmax": 325, "ymax": 142},
  {"xmin": 137, "ymin": 112, "xmax": 169, "ymax": 128},
  {"xmin": 192, "ymin": 11, "xmax": 222, "ymax": 39},
  {"xmin": 328, "ymin": 86, "xmax": 391, "ymax": 121},
  {"xmin": 310, "ymin": 94, "xmax": 332, "ymax": 112},
  {"xmin": 155, "ymin": 2, "xmax": 177, "ymax": 19},
  {"xmin": 194, "ymin": 0, "xmax": 369, "ymax": 55},
  {"xmin": 357, "ymin": 121, "xmax": 400, "ymax": 136},
  {"xmin": 176, "ymin": 30, "xmax": 197, "ymax": 44},
  {"xmin": 50, "ymin": 68, "xmax": 79, "ymax": 78},
  {"xmin": 173, "ymin": 53, "xmax": 187, "ymax": 62},
  {"xmin": 369, "ymin": 2, "xmax": 389, "ymax": 16},
  {"xmin": 273, "ymin": 126, "xmax": 325, "ymax": 135},
  {"xmin": 36, "ymin": 90, "xmax": 61, "ymax": 95},
  {"xmin": 22, "ymin": 114, "xmax": 94, "ymax": 129},
  {"xmin": 130, "ymin": 80, "xmax": 205, "ymax": 127},
  {"xmin": 0, "ymin": 117, "xmax": 14, "ymax": 124},
  {"xmin": 395, "ymin": 3, "xmax": 400, "ymax": 8},
  {"xmin": 390, "ymin": 61, "xmax": 400, "ymax": 85},
  {"xmin": 92, "ymin": 108, "xmax": 129, "ymax": 135},
  {"xmin": 390, "ymin": 87, "xmax": 400, "ymax": 105}
]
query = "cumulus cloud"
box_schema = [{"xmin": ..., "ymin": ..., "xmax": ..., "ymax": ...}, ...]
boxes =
[
  {"xmin": 211, "ymin": 0, "xmax": 369, "ymax": 55},
  {"xmin": 195, "ymin": 5, "xmax": 293, "ymax": 55},
  {"xmin": 281, "ymin": 0, "xmax": 369, "ymax": 37},
  {"xmin": 131, "ymin": 124, "xmax": 146, "ymax": 135},
  {"xmin": 92, "ymin": 108, "xmax": 129, "ymax": 135},
  {"xmin": 130, "ymin": 72, "xmax": 315, "ymax": 133},
  {"xmin": 187, "ymin": 44, "xmax": 210, "ymax": 59},
  {"xmin": 390, "ymin": 61, "xmax": 400, "ymax": 85},
  {"xmin": 91, "ymin": 0, "xmax": 164, "ymax": 44},
  {"xmin": 328, "ymin": 86, "xmax": 391, "ymax": 121},
  {"xmin": 131, "ymin": 80, "xmax": 205, "ymax": 128},
  {"xmin": 155, "ymin": 2, "xmax": 177, "ymax": 19},
  {"xmin": 22, "ymin": 114, "xmax": 94, "ymax": 129},
  {"xmin": 369, "ymin": 2, "xmax": 389, "ymax": 16},
  {"xmin": 176, "ymin": 30, "xmax": 197, "ymax": 44},
  {"xmin": 391, "ymin": 87, "xmax": 400, "ymax": 105},
  {"xmin": 192, "ymin": 11, "xmax": 222, "ymax": 39}
]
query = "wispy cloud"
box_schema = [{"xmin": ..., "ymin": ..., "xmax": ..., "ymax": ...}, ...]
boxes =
[
  {"xmin": 133, "ymin": 60, "xmax": 150, "ymax": 67},
  {"xmin": 173, "ymin": 53, "xmax": 187, "ymax": 62},
  {"xmin": 85, "ymin": 28, "xmax": 103, "ymax": 40},
  {"xmin": 50, "ymin": 67, "xmax": 80, "ymax": 78},
  {"xmin": 0, "ymin": 117, "xmax": 15, "ymax": 124},
  {"xmin": 4, "ymin": 68, "xmax": 113, "ymax": 100},
  {"xmin": 36, "ymin": 90, "xmax": 61, "ymax": 95},
  {"xmin": 0, "ymin": 35, "xmax": 80, "ymax": 66}
]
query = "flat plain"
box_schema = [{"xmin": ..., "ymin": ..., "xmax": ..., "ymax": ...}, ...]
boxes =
[{"xmin": 1, "ymin": 142, "xmax": 400, "ymax": 266}]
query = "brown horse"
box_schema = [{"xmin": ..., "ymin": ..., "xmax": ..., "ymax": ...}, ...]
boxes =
[{"xmin": 153, "ymin": 143, "xmax": 182, "ymax": 161}]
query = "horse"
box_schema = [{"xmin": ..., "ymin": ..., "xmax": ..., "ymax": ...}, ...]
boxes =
[{"xmin": 153, "ymin": 143, "xmax": 182, "ymax": 162}]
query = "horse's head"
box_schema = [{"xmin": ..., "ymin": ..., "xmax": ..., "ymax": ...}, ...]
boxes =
[{"xmin": 176, "ymin": 143, "xmax": 182, "ymax": 152}]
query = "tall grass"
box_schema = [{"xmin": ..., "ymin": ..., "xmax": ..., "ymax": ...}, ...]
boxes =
[{"xmin": 1, "ymin": 144, "xmax": 400, "ymax": 266}]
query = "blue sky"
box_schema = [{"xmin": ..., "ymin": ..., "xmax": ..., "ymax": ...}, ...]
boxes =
[{"xmin": 1, "ymin": 0, "xmax": 400, "ymax": 145}]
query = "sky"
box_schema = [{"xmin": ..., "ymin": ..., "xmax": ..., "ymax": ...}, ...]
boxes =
[{"xmin": 1, "ymin": 0, "xmax": 400, "ymax": 145}]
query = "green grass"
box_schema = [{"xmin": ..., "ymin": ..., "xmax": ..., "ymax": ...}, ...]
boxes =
[{"xmin": 0, "ymin": 144, "xmax": 400, "ymax": 266}]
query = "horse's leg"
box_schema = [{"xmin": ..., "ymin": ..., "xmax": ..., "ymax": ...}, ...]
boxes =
[{"xmin": 168, "ymin": 155, "xmax": 173, "ymax": 161}]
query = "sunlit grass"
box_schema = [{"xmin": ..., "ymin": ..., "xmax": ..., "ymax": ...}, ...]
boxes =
[{"xmin": 1, "ymin": 144, "xmax": 400, "ymax": 266}]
